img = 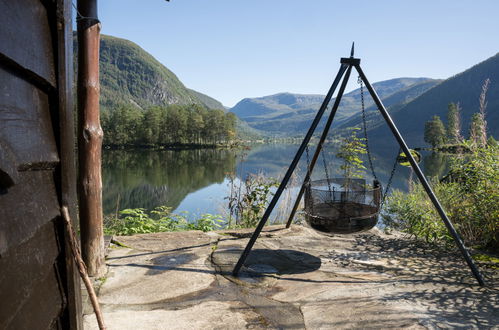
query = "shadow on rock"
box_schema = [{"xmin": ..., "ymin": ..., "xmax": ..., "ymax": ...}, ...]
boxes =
[{"xmin": 212, "ymin": 248, "xmax": 321, "ymax": 276}]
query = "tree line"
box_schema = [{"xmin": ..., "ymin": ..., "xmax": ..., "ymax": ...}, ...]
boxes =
[
  {"xmin": 424, "ymin": 79, "xmax": 497, "ymax": 149},
  {"xmin": 101, "ymin": 104, "xmax": 237, "ymax": 147}
]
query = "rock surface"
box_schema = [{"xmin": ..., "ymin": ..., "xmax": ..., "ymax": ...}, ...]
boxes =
[{"xmin": 84, "ymin": 225, "xmax": 498, "ymax": 329}]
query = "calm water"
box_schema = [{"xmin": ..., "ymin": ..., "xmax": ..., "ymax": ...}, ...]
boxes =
[{"xmin": 102, "ymin": 144, "xmax": 453, "ymax": 219}]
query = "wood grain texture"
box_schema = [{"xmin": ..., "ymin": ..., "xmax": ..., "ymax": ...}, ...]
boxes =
[
  {"xmin": 0, "ymin": 140, "xmax": 19, "ymax": 189},
  {"xmin": 0, "ymin": 221, "xmax": 61, "ymax": 329},
  {"xmin": 0, "ymin": 66, "xmax": 60, "ymax": 170},
  {"xmin": 5, "ymin": 266, "xmax": 65, "ymax": 330},
  {"xmin": 0, "ymin": 171, "xmax": 60, "ymax": 255},
  {"xmin": 77, "ymin": 21, "xmax": 106, "ymax": 277},
  {"xmin": 56, "ymin": 0, "xmax": 83, "ymax": 327},
  {"xmin": 0, "ymin": 0, "xmax": 56, "ymax": 88}
]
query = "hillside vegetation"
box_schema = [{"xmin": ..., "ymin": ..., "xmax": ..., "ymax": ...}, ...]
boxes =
[
  {"xmin": 339, "ymin": 79, "xmax": 442, "ymax": 130},
  {"xmin": 74, "ymin": 34, "xmax": 227, "ymax": 111},
  {"xmin": 230, "ymin": 78, "xmax": 438, "ymax": 136},
  {"xmin": 366, "ymin": 53, "xmax": 499, "ymax": 148}
]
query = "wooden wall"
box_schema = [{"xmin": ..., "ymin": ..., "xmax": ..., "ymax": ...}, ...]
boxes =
[{"xmin": 0, "ymin": 0, "xmax": 81, "ymax": 328}]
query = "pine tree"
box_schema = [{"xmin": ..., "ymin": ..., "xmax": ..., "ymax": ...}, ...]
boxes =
[
  {"xmin": 424, "ymin": 115, "xmax": 447, "ymax": 148},
  {"xmin": 446, "ymin": 102, "xmax": 462, "ymax": 144}
]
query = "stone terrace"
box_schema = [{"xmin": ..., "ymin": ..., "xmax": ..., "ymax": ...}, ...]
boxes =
[{"xmin": 84, "ymin": 225, "xmax": 498, "ymax": 329}]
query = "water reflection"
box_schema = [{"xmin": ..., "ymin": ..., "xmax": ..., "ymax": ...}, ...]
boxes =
[
  {"xmin": 102, "ymin": 149, "xmax": 237, "ymax": 215},
  {"xmin": 102, "ymin": 144, "xmax": 454, "ymax": 217}
]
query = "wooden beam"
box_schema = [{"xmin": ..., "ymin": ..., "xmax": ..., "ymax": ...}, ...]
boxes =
[
  {"xmin": 77, "ymin": 0, "xmax": 105, "ymax": 277},
  {"xmin": 57, "ymin": 0, "xmax": 83, "ymax": 327}
]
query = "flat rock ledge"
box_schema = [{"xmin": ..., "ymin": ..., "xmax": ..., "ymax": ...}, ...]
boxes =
[{"xmin": 84, "ymin": 225, "xmax": 498, "ymax": 329}]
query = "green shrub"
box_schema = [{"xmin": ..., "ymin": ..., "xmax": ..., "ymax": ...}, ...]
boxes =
[
  {"xmin": 104, "ymin": 206, "xmax": 224, "ymax": 235},
  {"xmin": 383, "ymin": 145, "xmax": 498, "ymax": 250},
  {"xmin": 226, "ymin": 173, "xmax": 279, "ymax": 228},
  {"xmin": 186, "ymin": 213, "xmax": 224, "ymax": 232}
]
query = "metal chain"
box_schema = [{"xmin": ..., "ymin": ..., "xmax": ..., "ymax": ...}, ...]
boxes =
[
  {"xmin": 358, "ymin": 76, "xmax": 378, "ymax": 182},
  {"xmin": 305, "ymin": 145, "xmax": 314, "ymax": 214},
  {"xmin": 305, "ymin": 145, "xmax": 312, "ymax": 184},
  {"xmin": 380, "ymin": 148, "xmax": 400, "ymax": 210},
  {"xmin": 321, "ymin": 144, "xmax": 334, "ymax": 200}
]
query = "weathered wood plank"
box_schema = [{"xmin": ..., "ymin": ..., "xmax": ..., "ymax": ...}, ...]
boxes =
[
  {"xmin": 56, "ymin": 0, "xmax": 83, "ymax": 327},
  {"xmin": 0, "ymin": 0, "xmax": 56, "ymax": 88},
  {"xmin": 5, "ymin": 265, "xmax": 65, "ymax": 330},
  {"xmin": 0, "ymin": 220, "xmax": 61, "ymax": 329},
  {"xmin": 0, "ymin": 171, "xmax": 60, "ymax": 255},
  {"xmin": 0, "ymin": 66, "xmax": 59, "ymax": 171},
  {"xmin": 0, "ymin": 140, "xmax": 19, "ymax": 190}
]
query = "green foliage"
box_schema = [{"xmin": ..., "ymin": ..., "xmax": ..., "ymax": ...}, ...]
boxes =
[
  {"xmin": 488, "ymin": 136, "xmax": 498, "ymax": 147},
  {"xmin": 365, "ymin": 53, "xmax": 499, "ymax": 148},
  {"xmin": 101, "ymin": 104, "xmax": 237, "ymax": 147},
  {"xmin": 468, "ymin": 113, "xmax": 487, "ymax": 148},
  {"xmin": 232, "ymin": 79, "xmax": 438, "ymax": 137},
  {"xmin": 383, "ymin": 145, "xmax": 499, "ymax": 249},
  {"xmin": 226, "ymin": 173, "xmax": 279, "ymax": 228},
  {"xmin": 446, "ymin": 102, "xmax": 462, "ymax": 144},
  {"xmin": 336, "ymin": 127, "xmax": 367, "ymax": 182},
  {"xmin": 424, "ymin": 115, "xmax": 447, "ymax": 148},
  {"xmin": 396, "ymin": 149, "xmax": 422, "ymax": 167},
  {"xmin": 104, "ymin": 206, "xmax": 224, "ymax": 235},
  {"xmin": 93, "ymin": 35, "xmax": 223, "ymax": 111},
  {"xmin": 186, "ymin": 214, "xmax": 224, "ymax": 232},
  {"xmin": 448, "ymin": 146, "xmax": 499, "ymax": 247},
  {"xmin": 382, "ymin": 181, "xmax": 458, "ymax": 244},
  {"xmin": 104, "ymin": 207, "xmax": 177, "ymax": 235}
]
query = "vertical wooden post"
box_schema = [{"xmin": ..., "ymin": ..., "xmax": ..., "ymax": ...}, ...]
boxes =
[
  {"xmin": 77, "ymin": 0, "xmax": 105, "ymax": 277},
  {"xmin": 58, "ymin": 0, "xmax": 84, "ymax": 327}
]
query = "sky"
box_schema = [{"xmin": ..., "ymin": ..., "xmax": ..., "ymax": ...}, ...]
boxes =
[{"xmin": 96, "ymin": 0, "xmax": 499, "ymax": 107}]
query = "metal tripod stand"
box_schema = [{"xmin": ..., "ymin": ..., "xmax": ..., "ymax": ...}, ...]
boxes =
[{"xmin": 232, "ymin": 46, "xmax": 485, "ymax": 286}]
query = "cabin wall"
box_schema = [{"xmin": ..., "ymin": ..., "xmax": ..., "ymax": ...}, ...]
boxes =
[{"xmin": 0, "ymin": 0, "xmax": 81, "ymax": 328}]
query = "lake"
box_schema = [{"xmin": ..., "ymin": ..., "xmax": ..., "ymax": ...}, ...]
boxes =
[{"xmin": 102, "ymin": 144, "xmax": 453, "ymax": 221}]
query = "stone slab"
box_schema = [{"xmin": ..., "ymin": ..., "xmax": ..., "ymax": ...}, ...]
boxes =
[
  {"xmin": 86, "ymin": 225, "xmax": 499, "ymax": 329},
  {"xmin": 84, "ymin": 301, "xmax": 264, "ymax": 330}
]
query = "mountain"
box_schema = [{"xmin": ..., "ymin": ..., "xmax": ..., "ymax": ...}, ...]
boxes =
[
  {"xmin": 75, "ymin": 34, "xmax": 226, "ymax": 111},
  {"xmin": 230, "ymin": 78, "xmax": 438, "ymax": 136},
  {"xmin": 365, "ymin": 53, "xmax": 499, "ymax": 149},
  {"xmin": 338, "ymin": 79, "xmax": 442, "ymax": 130},
  {"xmin": 187, "ymin": 89, "xmax": 225, "ymax": 110}
]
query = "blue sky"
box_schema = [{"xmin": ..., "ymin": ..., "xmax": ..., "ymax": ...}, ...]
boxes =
[{"xmin": 97, "ymin": 0, "xmax": 499, "ymax": 107}]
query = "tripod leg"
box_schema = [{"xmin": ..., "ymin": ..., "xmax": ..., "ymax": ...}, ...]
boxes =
[
  {"xmin": 286, "ymin": 65, "xmax": 354, "ymax": 228},
  {"xmin": 232, "ymin": 63, "xmax": 349, "ymax": 276},
  {"xmin": 355, "ymin": 64, "xmax": 485, "ymax": 286}
]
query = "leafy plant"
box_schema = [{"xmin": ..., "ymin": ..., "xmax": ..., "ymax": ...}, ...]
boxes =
[
  {"xmin": 104, "ymin": 206, "xmax": 225, "ymax": 235},
  {"xmin": 187, "ymin": 214, "xmax": 224, "ymax": 232},
  {"xmin": 226, "ymin": 173, "xmax": 279, "ymax": 228},
  {"xmin": 104, "ymin": 208, "xmax": 161, "ymax": 235},
  {"xmin": 336, "ymin": 127, "xmax": 367, "ymax": 188},
  {"xmin": 383, "ymin": 145, "xmax": 499, "ymax": 249}
]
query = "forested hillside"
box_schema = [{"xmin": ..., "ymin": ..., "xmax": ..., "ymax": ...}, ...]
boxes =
[
  {"xmin": 230, "ymin": 78, "xmax": 437, "ymax": 136},
  {"xmin": 366, "ymin": 53, "xmax": 499, "ymax": 148},
  {"xmin": 74, "ymin": 34, "xmax": 228, "ymax": 110},
  {"xmin": 101, "ymin": 104, "xmax": 237, "ymax": 147},
  {"xmin": 74, "ymin": 34, "xmax": 246, "ymax": 146},
  {"xmin": 338, "ymin": 79, "xmax": 442, "ymax": 130},
  {"xmin": 188, "ymin": 89, "xmax": 225, "ymax": 111},
  {"xmin": 97, "ymin": 35, "xmax": 201, "ymax": 109}
]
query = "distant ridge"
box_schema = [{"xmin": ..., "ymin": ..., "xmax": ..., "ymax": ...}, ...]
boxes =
[
  {"xmin": 230, "ymin": 78, "xmax": 439, "ymax": 136},
  {"xmin": 188, "ymin": 89, "xmax": 225, "ymax": 111},
  {"xmin": 366, "ymin": 53, "xmax": 499, "ymax": 147}
]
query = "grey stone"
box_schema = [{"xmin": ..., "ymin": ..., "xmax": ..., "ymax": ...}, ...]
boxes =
[{"xmin": 84, "ymin": 225, "xmax": 499, "ymax": 329}]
